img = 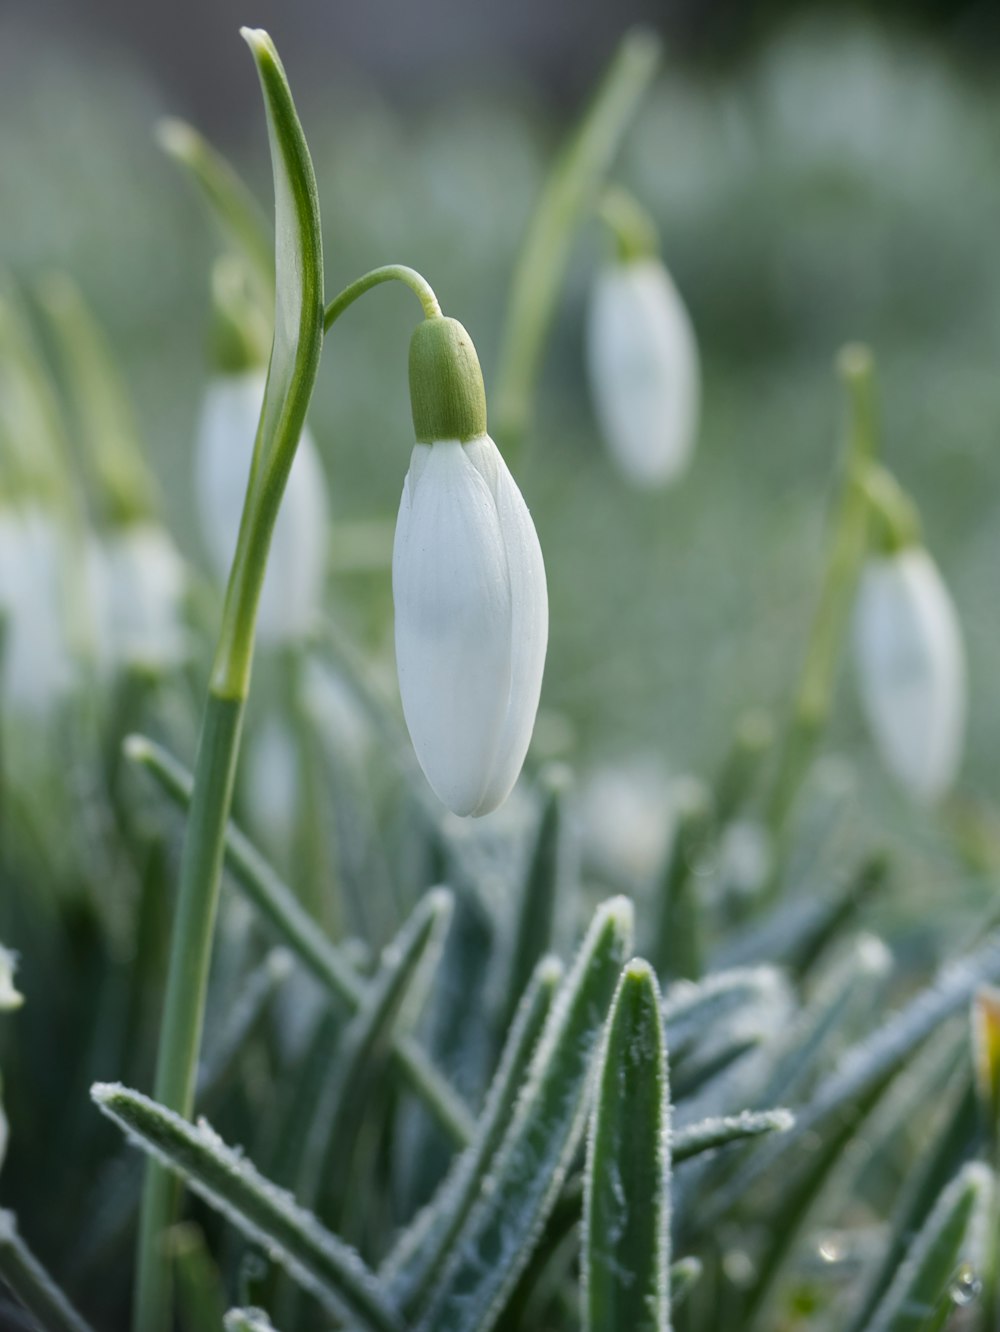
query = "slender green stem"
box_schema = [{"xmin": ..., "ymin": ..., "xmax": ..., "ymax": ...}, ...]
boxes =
[
  {"xmin": 324, "ymin": 266, "xmax": 440, "ymax": 333},
  {"xmin": 492, "ymin": 28, "xmax": 661, "ymax": 457},
  {"xmin": 0, "ymin": 1211, "xmax": 95, "ymax": 1332},
  {"xmin": 135, "ymin": 694, "xmax": 245, "ymax": 1331},
  {"xmin": 764, "ymin": 344, "xmax": 878, "ymax": 843},
  {"xmin": 596, "ymin": 185, "xmax": 659, "ymax": 262},
  {"xmin": 135, "ymin": 29, "xmax": 325, "ymax": 1332}
]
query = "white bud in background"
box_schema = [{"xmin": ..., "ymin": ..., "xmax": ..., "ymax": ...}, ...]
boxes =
[
  {"xmin": 194, "ymin": 368, "xmax": 329, "ymax": 646},
  {"xmin": 0, "ymin": 506, "xmax": 74, "ymax": 717},
  {"xmin": 87, "ymin": 524, "xmax": 188, "ymax": 676},
  {"xmin": 395, "ymin": 317, "xmax": 548, "ymax": 817},
  {"xmin": 586, "ymin": 256, "xmax": 700, "ymax": 488},
  {"xmin": 853, "ymin": 546, "xmax": 965, "ymax": 803},
  {"xmin": 0, "ymin": 946, "xmax": 23, "ymax": 1013}
]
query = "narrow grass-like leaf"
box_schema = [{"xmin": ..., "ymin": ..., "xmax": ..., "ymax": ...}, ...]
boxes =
[
  {"xmin": 863, "ymin": 1161, "xmax": 993, "ymax": 1332},
  {"xmin": 197, "ymin": 948, "xmax": 292, "ymax": 1109},
  {"xmin": 673, "ymin": 1109, "xmax": 794, "ymax": 1163},
  {"xmin": 92, "ymin": 1084, "xmax": 403, "ymax": 1332},
  {"xmin": 298, "ymin": 888, "xmax": 452, "ymax": 1213},
  {"xmin": 584, "ymin": 959, "xmax": 670, "ymax": 1332},
  {"xmin": 124, "ymin": 734, "xmax": 473, "ymax": 1145},
  {"xmin": 0, "ymin": 1211, "xmax": 95, "ymax": 1332},
  {"xmin": 972, "ymin": 985, "xmax": 1000, "ymax": 1142},
  {"xmin": 650, "ymin": 784, "xmax": 712, "ymax": 981},
  {"xmin": 493, "ymin": 29, "xmax": 661, "ymax": 451},
  {"xmin": 413, "ymin": 897, "xmax": 634, "ymax": 1332},
  {"xmin": 846, "ymin": 1075, "xmax": 979, "ymax": 1332},
  {"xmin": 664, "ymin": 966, "xmax": 791, "ymax": 1064},
  {"xmin": 496, "ymin": 768, "xmax": 570, "ymax": 1045},
  {"xmin": 713, "ymin": 710, "xmax": 774, "ymax": 825},
  {"xmin": 385, "ymin": 955, "xmax": 564, "ymax": 1311},
  {"xmin": 165, "ymin": 1223, "xmax": 227, "ymax": 1332},
  {"xmin": 156, "ymin": 117, "xmax": 274, "ymax": 296}
]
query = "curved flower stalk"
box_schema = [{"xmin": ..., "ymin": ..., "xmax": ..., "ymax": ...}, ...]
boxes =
[
  {"xmin": 195, "ymin": 364, "xmax": 329, "ymax": 646},
  {"xmin": 853, "ymin": 540, "xmax": 965, "ymax": 804},
  {"xmin": 586, "ymin": 191, "xmax": 700, "ymax": 488},
  {"xmin": 393, "ymin": 317, "xmax": 548, "ymax": 817}
]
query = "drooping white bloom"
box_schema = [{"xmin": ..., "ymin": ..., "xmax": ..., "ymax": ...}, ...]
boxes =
[
  {"xmin": 392, "ymin": 436, "xmax": 548, "ymax": 817},
  {"xmin": 87, "ymin": 524, "xmax": 188, "ymax": 676},
  {"xmin": 586, "ymin": 257, "xmax": 700, "ymax": 488},
  {"xmin": 853, "ymin": 546, "xmax": 966, "ymax": 803},
  {"xmin": 0, "ymin": 505, "xmax": 74, "ymax": 716},
  {"xmin": 194, "ymin": 368, "xmax": 329, "ymax": 645}
]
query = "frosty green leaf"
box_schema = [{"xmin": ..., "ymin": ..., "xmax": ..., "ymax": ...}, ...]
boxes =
[
  {"xmin": 413, "ymin": 897, "xmax": 634, "ymax": 1332},
  {"xmin": 0, "ymin": 1210, "xmax": 95, "ymax": 1332},
  {"xmin": 672, "ymin": 1108, "xmax": 794, "ymax": 1163},
  {"xmin": 584, "ymin": 959, "xmax": 670, "ymax": 1332},
  {"xmin": 93, "ymin": 1084, "xmax": 403, "ymax": 1331}
]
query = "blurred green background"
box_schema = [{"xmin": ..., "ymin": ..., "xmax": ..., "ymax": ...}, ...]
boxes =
[{"xmin": 3, "ymin": 0, "xmax": 1000, "ymax": 931}]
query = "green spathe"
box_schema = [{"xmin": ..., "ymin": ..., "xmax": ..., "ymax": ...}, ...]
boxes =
[{"xmin": 409, "ymin": 317, "xmax": 487, "ymax": 444}]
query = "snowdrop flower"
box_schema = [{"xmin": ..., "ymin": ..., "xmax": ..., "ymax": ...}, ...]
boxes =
[
  {"xmin": 586, "ymin": 254, "xmax": 700, "ymax": 488},
  {"xmin": 853, "ymin": 544, "xmax": 965, "ymax": 803},
  {"xmin": 0, "ymin": 946, "xmax": 23, "ymax": 1013},
  {"xmin": 195, "ymin": 367, "xmax": 329, "ymax": 645},
  {"xmin": 0, "ymin": 505, "xmax": 74, "ymax": 716},
  {"xmin": 87, "ymin": 524, "xmax": 188, "ymax": 676},
  {"xmin": 393, "ymin": 316, "xmax": 548, "ymax": 817}
]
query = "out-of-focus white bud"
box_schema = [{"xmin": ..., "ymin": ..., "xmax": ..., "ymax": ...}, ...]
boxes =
[
  {"xmin": 0, "ymin": 946, "xmax": 23, "ymax": 1013},
  {"xmin": 244, "ymin": 715, "xmax": 300, "ymax": 852},
  {"xmin": 853, "ymin": 545, "xmax": 965, "ymax": 803},
  {"xmin": 87, "ymin": 524, "xmax": 188, "ymax": 676},
  {"xmin": 0, "ymin": 506, "xmax": 73, "ymax": 716},
  {"xmin": 394, "ymin": 317, "xmax": 548, "ymax": 817},
  {"xmin": 578, "ymin": 757, "xmax": 673, "ymax": 884},
  {"xmin": 194, "ymin": 368, "xmax": 329, "ymax": 646},
  {"xmin": 586, "ymin": 256, "xmax": 700, "ymax": 488}
]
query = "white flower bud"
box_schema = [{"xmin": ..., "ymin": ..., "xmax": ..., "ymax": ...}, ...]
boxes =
[
  {"xmin": 87, "ymin": 524, "xmax": 188, "ymax": 676},
  {"xmin": 0, "ymin": 946, "xmax": 23, "ymax": 1013},
  {"xmin": 853, "ymin": 546, "xmax": 965, "ymax": 803},
  {"xmin": 194, "ymin": 368, "xmax": 329, "ymax": 645},
  {"xmin": 0, "ymin": 506, "xmax": 74, "ymax": 716},
  {"xmin": 586, "ymin": 256, "xmax": 700, "ymax": 488}
]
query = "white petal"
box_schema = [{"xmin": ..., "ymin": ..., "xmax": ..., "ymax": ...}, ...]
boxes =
[
  {"xmin": 194, "ymin": 370, "xmax": 329, "ymax": 645},
  {"xmin": 93, "ymin": 524, "xmax": 188, "ymax": 673},
  {"xmin": 586, "ymin": 257, "xmax": 700, "ymax": 488},
  {"xmin": 853, "ymin": 548, "xmax": 966, "ymax": 802},
  {"xmin": 393, "ymin": 441, "xmax": 514, "ymax": 816},
  {"xmin": 464, "ymin": 435, "xmax": 548, "ymax": 812},
  {"xmin": 0, "ymin": 506, "xmax": 74, "ymax": 715}
]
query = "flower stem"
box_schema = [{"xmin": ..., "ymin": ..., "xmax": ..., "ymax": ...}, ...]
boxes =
[
  {"xmin": 324, "ymin": 265, "xmax": 441, "ymax": 332},
  {"xmin": 764, "ymin": 344, "xmax": 878, "ymax": 847},
  {"xmin": 492, "ymin": 28, "xmax": 661, "ymax": 459}
]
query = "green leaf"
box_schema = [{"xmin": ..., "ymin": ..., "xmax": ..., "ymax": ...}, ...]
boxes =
[
  {"xmin": 496, "ymin": 767, "xmax": 571, "ymax": 1046},
  {"xmin": 91, "ymin": 1084, "xmax": 403, "ymax": 1332},
  {"xmin": 584, "ymin": 959, "xmax": 670, "ymax": 1332},
  {"xmin": 165, "ymin": 1223, "xmax": 227, "ymax": 1332},
  {"xmin": 664, "ymin": 966, "xmax": 791, "ymax": 1064},
  {"xmin": 672, "ymin": 1108, "xmax": 794, "ymax": 1163},
  {"xmin": 845, "ymin": 1074, "xmax": 979, "ymax": 1332},
  {"xmin": 156, "ymin": 117, "xmax": 274, "ymax": 298},
  {"xmin": 0, "ymin": 1210, "xmax": 95, "ymax": 1332},
  {"xmin": 124, "ymin": 733, "xmax": 473, "ymax": 1145},
  {"xmin": 650, "ymin": 783, "xmax": 713, "ymax": 981},
  {"xmin": 862, "ymin": 1161, "xmax": 993, "ymax": 1332},
  {"xmin": 211, "ymin": 28, "xmax": 325, "ymax": 699},
  {"xmin": 972, "ymin": 985, "xmax": 1000, "ymax": 1142},
  {"xmin": 493, "ymin": 28, "xmax": 661, "ymax": 452},
  {"xmin": 412, "ymin": 897, "xmax": 634, "ymax": 1332},
  {"xmin": 385, "ymin": 955, "xmax": 564, "ymax": 1312},
  {"xmin": 197, "ymin": 948, "xmax": 293, "ymax": 1111},
  {"xmin": 38, "ymin": 272, "xmax": 160, "ymax": 525},
  {"xmin": 295, "ymin": 888, "xmax": 453, "ymax": 1216}
]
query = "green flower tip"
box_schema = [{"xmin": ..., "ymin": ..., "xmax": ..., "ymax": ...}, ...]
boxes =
[
  {"xmin": 122, "ymin": 733, "xmax": 154, "ymax": 766},
  {"xmin": 155, "ymin": 116, "xmax": 198, "ymax": 163},
  {"xmin": 240, "ymin": 26, "xmax": 278, "ymax": 67},
  {"xmin": 537, "ymin": 955, "xmax": 566, "ymax": 988},
  {"xmin": 621, "ymin": 957, "xmax": 657, "ymax": 987},
  {"xmin": 409, "ymin": 316, "xmax": 488, "ymax": 444},
  {"xmin": 837, "ymin": 341, "xmax": 874, "ymax": 384}
]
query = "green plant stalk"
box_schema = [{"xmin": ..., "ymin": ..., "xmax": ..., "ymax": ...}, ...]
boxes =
[
  {"xmin": 134, "ymin": 29, "xmax": 325, "ymax": 1332},
  {"xmin": 324, "ymin": 265, "xmax": 441, "ymax": 332},
  {"xmin": 765, "ymin": 344, "xmax": 878, "ymax": 844},
  {"xmin": 492, "ymin": 28, "xmax": 661, "ymax": 457},
  {"xmin": 0, "ymin": 1212, "xmax": 96, "ymax": 1332}
]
